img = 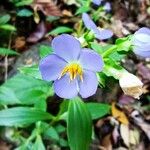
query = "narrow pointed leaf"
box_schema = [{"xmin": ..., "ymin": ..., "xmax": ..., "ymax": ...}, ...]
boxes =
[
  {"xmin": 67, "ymin": 97, "xmax": 92, "ymax": 150},
  {"xmin": 0, "ymin": 107, "xmax": 53, "ymax": 126}
]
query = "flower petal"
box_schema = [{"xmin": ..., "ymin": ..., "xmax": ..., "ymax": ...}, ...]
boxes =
[
  {"xmin": 79, "ymin": 70, "xmax": 98, "ymax": 98},
  {"xmin": 134, "ymin": 47, "xmax": 150, "ymax": 57},
  {"xmin": 54, "ymin": 75, "xmax": 78, "ymax": 99},
  {"xmin": 51, "ymin": 34, "xmax": 81, "ymax": 62},
  {"xmin": 79, "ymin": 48, "xmax": 104, "ymax": 72},
  {"xmin": 94, "ymin": 29, "xmax": 113, "ymax": 40},
  {"xmin": 82, "ymin": 13, "xmax": 97, "ymax": 31},
  {"xmin": 135, "ymin": 27, "xmax": 150, "ymax": 35},
  {"xmin": 39, "ymin": 54, "xmax": 67, "ymax": 81},
  {"xmin": 104, "ymin": 2, "xmax": 111, "ymax": 12},
  {"xmin": 134, "ymin": 33, "xmax": 150, "ymax": 43},
  {"xmin": 93, "ymin": 0, "xmax": 102, "ymax": 5}
]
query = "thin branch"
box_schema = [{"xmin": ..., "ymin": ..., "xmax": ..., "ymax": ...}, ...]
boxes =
[{"xmin": 4, "ymin": 32, "xmax": 13, "ymax": 81}]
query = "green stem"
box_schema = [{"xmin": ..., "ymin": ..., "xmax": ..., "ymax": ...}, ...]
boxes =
[{"xmin": 102, "ymin": 45, "xmax": 117, "ymax": 58}]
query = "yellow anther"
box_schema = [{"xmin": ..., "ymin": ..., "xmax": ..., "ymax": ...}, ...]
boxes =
[{"xmin": 59, "ymin": 63, "xmax": 83, "ymax": 82}]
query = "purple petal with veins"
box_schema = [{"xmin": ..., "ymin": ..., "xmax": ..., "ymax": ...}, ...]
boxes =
[
  {"xmin": 52, "ymin": 34, "xmax": 81, "ymax": 62},
  {"xmin": 132, "ymin": 27, "xmax": 150, "ymax": 58},
  {"xmin": 79, "ymin": 48, "xmax": 104, "ymax": 72},
  {"xmin": 54, "ymin": 75, "xmax": 78, "ymax": 99},
  {"xmin": 39, "ymin": 54, "xmax": 67, "ymax": 81},
  {"xmin": 79, "ymin": 70, "xmax": 98, "ymax": 98}
]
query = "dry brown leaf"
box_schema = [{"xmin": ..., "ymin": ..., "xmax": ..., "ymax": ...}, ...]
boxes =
[
  {"xmin": 101, "ymin": 134, "xmax": 112, "ymax": 150},
  {"xmin": 137, "ymin": 63, "xmax": 150, "ymax": 85},
  {"xmin": 30, "ymin": 0, "xmax": 62, "ymax": 17},
  {"xmin": 111, "ymin": 102, "xmax": 129, "ymax": 125},
  {"xmin": 62, "ymin": 10, "xmax": 73, "ymax": 17},
  {"xmin": 13, "ymin": 37, "xmax": 26, "ymax": 50}
]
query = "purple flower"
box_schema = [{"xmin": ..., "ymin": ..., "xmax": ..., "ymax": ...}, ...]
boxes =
[
  {"xmin": 132, "ymin": 27, "xmax": 150, "ymax": 57},
  {"xmin": 93, "ymin": 0, "xmax": 102, "ymax": 5},
  {"xmin": 103, "ymin": 2, "xmax": 111, "ymax": 12},
  {"xmin": 93, "ymin": 0, "xmax": 111, "ymax": 12},
  {"xmin": 39, "ymin": 34, "xmax": 104, "ymax": 99},
  {"xmin": 82, "ymin": 13, "xmax": 113, "ymax": 40}
]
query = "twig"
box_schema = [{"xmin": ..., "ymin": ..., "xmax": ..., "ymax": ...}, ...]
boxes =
[{"xmin": 4, "ymin": 32, "xmax": 13, "ymax": 81}]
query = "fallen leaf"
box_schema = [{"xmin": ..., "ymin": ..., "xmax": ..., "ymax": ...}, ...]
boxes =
[
  {"xmin": 131, "ymin": 110, "xmax": 150, "ymax": 140},
  {"xmin": 112, "ymin": 125, "xmax": 119, "ymax": 144},
  {"xmin": 101, "ymin": 134, "xmax": 112, "ymax": 150},
  {"xmin": 27, "ymin": 21, "xmax": 46, "ymax": 43},
  {"xmin": 137, "ymin": 63, "xmax": 150, "ymax": 85},
  {"xmin": 13, "ymin": 37, "xmax": 26, "ymax": 50},
  {"xmin": 62, "ymin": 10, "xmax": 73, "ymax": 17},
  {"xmin": 63, "ymin": 0, "xmax": 80, "ymax": 6},
  {"xmin": 129, "ymin": 128, "xmax": 140, "ymax": 145},
  {"xmin": 30, "ymin": 0, "xmax": 62, "ymax": 17},
  {"xmin": 111, "ymin": 102, "xmax": 129, "ymax": 125},
  {"xmin": 120, "ymin": 124, "xmax": 130, "ymax": 147},
  {"xmin": 119, "ymin": 95, "xmax": 135, "ymax": 105}
]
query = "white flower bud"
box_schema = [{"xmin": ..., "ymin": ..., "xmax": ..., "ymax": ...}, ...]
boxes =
[{"xmin": 119, "ymin": 73, "xmax": 143, "ymax": 99}]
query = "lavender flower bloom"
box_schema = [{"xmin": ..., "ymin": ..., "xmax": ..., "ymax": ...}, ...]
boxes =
[
  {"xmin": 39, "ymin": 34, "xmax": 104, "ymax": 99},
  {"xmin": 82, "ymin": 13, "xmax": 113, "ymax": 40},
  {"xmin": 93, "ymin": 0, "xmax": 102, "ymax": 5},
  {"xmin": 93, "ymin": 0, "xmax": 111, "ymax": 12},
  {"xmin": 103, "ymin": 2, "xmax": 111, "ymax": 12},
  {"xmin": 132, "ymin": 27, "xmax": 150, "ymax": 57}
]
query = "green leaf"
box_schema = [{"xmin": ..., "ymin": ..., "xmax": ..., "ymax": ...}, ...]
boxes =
[
  {"xmin": 19, "ymin": 65, "xmax": 41, "ymax": 79},
  {"xmin": 0, "ymin": 87, "xmax": 20, "ymax": 105},
  {"xmin": 57, "ymin": 100, "xmax": 69, "ymax": 117},
  {"xmin": 86, "ymin": 103, "xmax": 111, "ymax": 119},
  {"xmin": 0, "ymin": 107, "xmax": 53, "ymax": 126},
  {"xmin": 55, "ymin": 124, "xmax": 66, "ymax": 133},
  {"xmin": 90, "ymin": 42, "xmax": 104, "ymax": 54},
  {"xmin": 0, "ymin": 14, "xmax": 10, "ymax": 25},
  {"xmin": 97, "ymin": 72, "xmax": 107, "ymax": 87},
  {"xmin": 103, "ymin": 58, "xmax": 125, "ymax": 79},
  {"xmin": 34, "ymin": 99, "xmax": 47, "ymax": 111},
  {"xmin": 15, "ymin": 0, "xmax": 33, "ymax": 7},
  {"xmin": 39, "ymin": 45, "xmax": 53, "ymax": 58},
  {"xmin": 17, "ymin": 9, "xmax": 33, "ymax": 17},
  {"xmin": 78, "ymin": 0, "xmax": 90, "ymax": 6},
  {"xmin": 0, "ymin": 74, "xmax": 54, "ymax": 105},
  {"xmin": 46, "ymin": 16, "xmax": 59, "ymax": 23},
  {"xmin": 75, "ymin": 6, "xmax": 90, "ymax": 15},
  {"xmin": 48, "ymin": 26, "xmax": 73, "ymax": 35},
  {"xmin": 59, "ymin": 138, "xmax": 68, "ymax": 147},
  {"xmin": 116, "ymin": 37, "xmax": 132, "ymax": 52},
  {"xmin": 109, "ymin": 51, "xmax": 126, "ymax": 62},
  {"xmin": 0, "ymin": 47, "xmax": 19, "ymax": 56},
  {"xmin": 32, "ymin": 135, "xmax": 45, "ymax": 150},
  {"xmin": 44, "ymin": 126, "xmax": 59, "ymax": 141},
  {"xmin": 67, "ymin": 97, "xmax": 92, "ymax": 150},
  {"xmin": 0, "ymin": 24, "xmax": 16, "ymax": 31}
]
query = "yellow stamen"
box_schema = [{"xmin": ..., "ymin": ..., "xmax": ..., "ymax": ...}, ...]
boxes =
[{"xmin": 59, "ymin": 63, "xmax": 83, "ymax": 82}]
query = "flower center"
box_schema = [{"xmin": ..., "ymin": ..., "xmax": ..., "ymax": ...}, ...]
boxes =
[{"xmin": 59, "ymin": 63, "xmax": 83, "ymax": 82}]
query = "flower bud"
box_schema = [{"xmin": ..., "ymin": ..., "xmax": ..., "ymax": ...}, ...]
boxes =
[
  {"xmin": 132, "ymin": 27, "xmax": 150, "ymax": 58},
  {"xmin": 119, "ymin": 73, "xmax": 143, "ymax": 99}
]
